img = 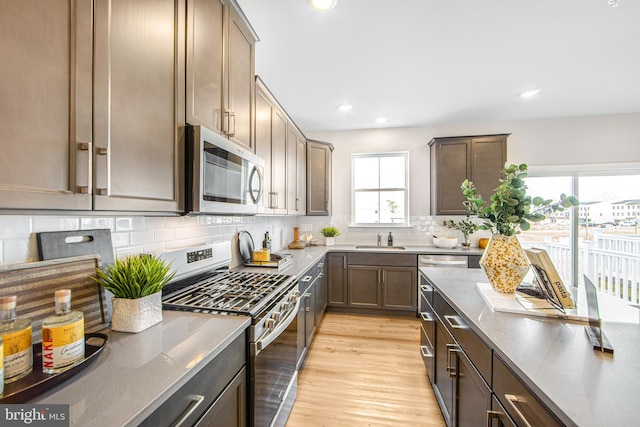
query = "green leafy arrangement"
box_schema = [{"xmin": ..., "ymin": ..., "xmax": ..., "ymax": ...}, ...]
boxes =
[
  {"xmin": 93, "ymin": 254, "xmax": 176, "ymax": 299},
  {"xmin": 461, "ymin": 163, "xmax": 579, "ymax": 236},
  {"xmin": 442, "ymin": 216, "xmax": 479, "ymax": 236},
  {"xmin": 320, "ymin": 226, "xmax": 341, "ymax": 237}
]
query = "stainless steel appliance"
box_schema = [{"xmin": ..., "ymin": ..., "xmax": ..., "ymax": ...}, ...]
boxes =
[
  {"xmin": 186, "ymin": 125, "xmax": 264, "ymax": 215},
  {"xmin": 160, "ymin": 242, "xmax": 299, "ymax": 427}
]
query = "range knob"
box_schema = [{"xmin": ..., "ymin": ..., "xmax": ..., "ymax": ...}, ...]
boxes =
[
  {"xmin": 289, "ymin": 291, "xmax": 300, "ymax": 303},
  {"xmin": 265, "ymin": 318, "xmax": 276, "ymax": 329},
  {"xmin": 272, "ymin": 311, "xmax": 282, "ymax": 322},
  {"xmin": 281, "ymin": 302, "xmax": 291, "ymax": 312}
]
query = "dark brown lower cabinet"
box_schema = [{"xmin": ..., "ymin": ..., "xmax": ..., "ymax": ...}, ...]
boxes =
[
  {"xmin": 433, "ymin": 319, "xmax": 492, "ymax": 427},
  {"xmin": 347, "ymin": 265, "xmax": 417, "ymax": 311},
  {"xmin": 492, "ymin": 353, "xmax": 563, "ymax": 427},
  {"xmin": 327, "ymin": 253, "xmax": 348, "ymax": 307},
  {"xmin": 140, "ymin": 333, "xmax": 246, "ymax": 426},
  {"xmin": 196, "ymin": 367, "xmax": 246, "ymax": 427}
]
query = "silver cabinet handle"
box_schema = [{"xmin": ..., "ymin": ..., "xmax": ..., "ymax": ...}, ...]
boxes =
[
  {"xmin": 303, "ymin": 292, "xmax": 312, "ymax": 298},
  {"xmin": 504, "ymin": 394, "xmax": 533, "ymax": 427},
  {"xmin": 229, "ymin": 111, "xmax": 236, "ymax": 136},
  {"xmin": 486, "ymin": 410, "xmax": 502, "ymax": 427},
  {"xmin": 420, "ymin": 312, "xmax": 434, "ymax": 322},
  {"xmin": 301, "ymin": 275, "xmax": 313, "ymax": 282},
  {"xmin": 420, "ymin": 284, "xmax": 433, "ymax": 293},
  {"xmin": 420, "ymin": 259, "xmax": 467, "ymax": 266},
  {"xmin": 446, "ymin": 343, "xmax": 459, "ymax": 378},
  {"xmin": 173, "ymin": 394, "xmax": 204, "ymax": 427},
  {"xmin": 419, "ymin": 345, "xmax": 433, "ymax": 358},
  {"xmin": 318, "ymin": 262, "xmax": 324, "ymax": 269},
  {"xmin": 444, "ymin": 314, "xmax": 467, "ymax": 330},
  {"xmin": 343, "ymin": 256, "xmax": 347, "ymax": 269}
]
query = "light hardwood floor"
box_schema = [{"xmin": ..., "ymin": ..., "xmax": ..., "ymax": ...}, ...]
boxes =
[{"xmin": 285, "ymin": 312, "xmax": 446, "ymax": 427}]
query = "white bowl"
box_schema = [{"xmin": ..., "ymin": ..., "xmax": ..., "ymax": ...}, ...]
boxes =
[{"xmin": 433, "ymin": 236, "xmax": 458, "ymax": 249}]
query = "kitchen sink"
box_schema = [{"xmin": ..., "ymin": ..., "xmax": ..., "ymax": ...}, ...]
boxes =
[{"xmin": 355, "ymin": 246, "xmax": 406, "ymax": 250}]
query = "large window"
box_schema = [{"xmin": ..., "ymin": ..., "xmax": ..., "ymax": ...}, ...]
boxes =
[
  {"xmin": 351, "ymin": 152, "xmax": 409, "ymax": 225},
  {"xmin": 520, "ymin": 166, "xmax": 640, "ymax": 304}
]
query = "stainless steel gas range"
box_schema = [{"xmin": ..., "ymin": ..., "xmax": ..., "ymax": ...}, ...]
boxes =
[{"xmin": 160, "ymin": 242, "xmax": 299, "ymax": 427}]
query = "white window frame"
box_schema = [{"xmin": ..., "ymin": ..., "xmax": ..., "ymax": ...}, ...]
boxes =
[
  {"xmin": 527, "ymin": 162, "xmax": 640, "ymax": 287},
  {"xmin": 350, "ymin": 151, "xmax": 410, "ymax": 227}
]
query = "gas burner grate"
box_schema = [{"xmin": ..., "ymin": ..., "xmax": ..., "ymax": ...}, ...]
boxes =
[{"xmin": 162, "ymin": 270, "xmax": 293, "ymax": 315}]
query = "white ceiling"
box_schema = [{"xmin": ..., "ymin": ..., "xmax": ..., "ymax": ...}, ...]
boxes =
[{"xmin": 236, "ymin": 0, "xmax": 640, "ymax": 133}]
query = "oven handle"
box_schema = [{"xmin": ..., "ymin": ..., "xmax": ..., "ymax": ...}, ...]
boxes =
[{"xmin": 252, "ymin": 296, "xmax": 301, "ymax": 357}]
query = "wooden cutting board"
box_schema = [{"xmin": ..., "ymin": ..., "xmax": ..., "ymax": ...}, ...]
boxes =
[{"xmin": 0, "ymin": 255, "xmax": 109, "ymax": 343}]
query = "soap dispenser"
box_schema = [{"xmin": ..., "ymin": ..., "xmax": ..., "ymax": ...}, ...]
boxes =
[{"xmin": 387, "ymin": 232, "xmax": 393, "ymax": 246}]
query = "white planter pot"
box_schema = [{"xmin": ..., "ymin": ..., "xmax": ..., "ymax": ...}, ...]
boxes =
[
  {"xmin": 111, "ymin": 292, "xmax": 162, "ymax": 333},
  {"xmin": 325, "ymin": 237, "xmax": 335, "ymax": 246}
]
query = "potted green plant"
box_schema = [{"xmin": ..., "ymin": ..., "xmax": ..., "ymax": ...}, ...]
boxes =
[
  {"xmin": 93, "ymin": 254, "xmax": 175, "ymax": 333},
  {"xmin": 442, "ymin": 215, "xmax": 479, "ymax": 247},
  {"xmin": 320, "ymin": 226, "xmax": 341, "ymax": 246},
  {"xmin": 461, "ymin": 163, "xmax": 578, "ymax": 293}
]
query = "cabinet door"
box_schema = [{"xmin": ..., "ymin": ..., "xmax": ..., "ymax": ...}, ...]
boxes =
[
  {"xmin": 287, "ymin": 127, "xmax": 306, "ymax": 215},
  {"xmin": 196, "ymin": 367, "xmax": 247, "ymax": 427},
  {"xmin": 348, "ymin": 266, "xmax": 380, "ymax": 308},
  {"xmin": 0, "ymin": 0, "xmax": 92, "ymax": 210},
  {"xmin": 381, "ymin": 266, "xmax": 417, "ymax": 311},
  {"xmin": 255, "ymin": 82, "xmax": 274, "ymax": 213},
  {"xmin": 186, "ymin": 0, "xmax": 225, "ymax": 134},
  {"xmin": 270, "ymin": 109, "xmax": 288, "ymax": 213},
  {"xmin": 286, "ymin": 126, "xmax": 298, "ymax": 214},
  {"xmin": 327, "ymin": 253, "xmax": 348, "ymax": 307},
  {"xmin": 433, "ymin": 320, "xmax": 455, "ymax": 427},
  {"xmin": 431, "ymin": 139, "xmax": 470, "ymax": 215},
  {"xmin": 305, "ymin": 280, "xmax": 317, "ymax": 344},
  {"xmin": 314, "ymin": 261, "xmax": 326, "ymax": 324},
  {"xmin": 455, "ymin": 350, "xmax": 492, "ymax": 427},
  {"xmin": 296, "ymin": 136, "xmax": 307, "ymax": 215},
  {"xmin": 94, "ymin": 0, "xmax": 184, "ymax": 212},
  {"xmin": 306, "ymin": 140, "xmax": 333, "ymax": 216},
  {"xmin": 470, "ymin": 136, "xmax": 507, "ymax": 206}
]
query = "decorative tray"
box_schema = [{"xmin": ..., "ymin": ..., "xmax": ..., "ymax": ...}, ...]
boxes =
[{"xmin": 0, "ymin": 332, "xmax": 109, "ymax": 403}]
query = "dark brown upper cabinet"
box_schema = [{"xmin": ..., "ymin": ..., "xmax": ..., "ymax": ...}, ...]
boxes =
[
  {"xmin": 306, "ymin": 140, "xmax": 334, "ymax": 216},
  {"xmin": 186, "ymin": 0, "xmax": 257, "ymax": 152},
  {"xmin": 429, "ymin": 134, "xmax": 508, "ymax": 215}
]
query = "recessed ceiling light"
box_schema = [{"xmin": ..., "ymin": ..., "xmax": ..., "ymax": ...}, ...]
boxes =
[
  {"xmin": 375, "ymin": 117, "xmax": 388, "ymax": 124},
  {"xmin": 519, "ymin": 88, "xmax": 541, "ymax": 98},
  {"xmin": 338, "ymin": 103, "xmax": 353, "ymax": 112},
  {"xmin": 309, "ymin": 0, "xmax": 337, "ymax": 12},
  {"xmin": 608, "ymin": 0, "xmax": 620, "ymax": 7}
]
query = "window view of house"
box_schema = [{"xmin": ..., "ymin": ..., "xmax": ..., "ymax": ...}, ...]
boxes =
[
  {"xmin": 351, "ymin": 152, "xmax": 409, "ymax": 225},
  {"xmin": 522, "ymin": 173, "xmax": 640, "ymax": 304}
]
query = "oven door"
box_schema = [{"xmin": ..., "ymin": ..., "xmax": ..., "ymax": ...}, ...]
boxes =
[{"xmin": 250, "ymin": 297, "xmax": 299, "ymax": 427}]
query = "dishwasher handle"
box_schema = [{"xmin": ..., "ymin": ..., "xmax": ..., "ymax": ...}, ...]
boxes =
[{"xmin": 419, "ymin": 259, "xmax": 468, "ymax": 267}]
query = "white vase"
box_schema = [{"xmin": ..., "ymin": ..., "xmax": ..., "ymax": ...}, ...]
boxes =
[
  {"xmin": 325, "ymin": 237, "xmax": 335, "ymax": 246},
  {"xmin": 111, "ymin": 292, "xmax": 163, "ymax": 333}
]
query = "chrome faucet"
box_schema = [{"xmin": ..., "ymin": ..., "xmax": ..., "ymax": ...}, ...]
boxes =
[{"xmin": 377, "ymin": 233, "xmax": 382, "ymax": 246}]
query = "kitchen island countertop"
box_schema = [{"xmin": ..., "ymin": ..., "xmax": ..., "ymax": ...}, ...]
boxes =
[{"xmin": 422, "ymin": 267, "xmax": 640, "ymax": 427}]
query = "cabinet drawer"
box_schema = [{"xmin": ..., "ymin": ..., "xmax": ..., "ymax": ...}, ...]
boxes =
[
  {"xmin": 419, "ymin": 323, "xmax": 434, "ymax": 380},
  {"xmin": 433, "ymin": 291, "xmax": 491, "ymax": 384},
  {"xmin": 140, "ymin": 332, "xmax": 246, "ymax": 427},
  {"xmin": 489, "ymin": 395, "xmax": 517, "ymax": 427},
  {"xmin": 492, "ymin": 353, "xmax": 563, "ymax": 427},
  {"xmin": 348, "ymin": 253, "xmax": 417, "ymax": 267}
]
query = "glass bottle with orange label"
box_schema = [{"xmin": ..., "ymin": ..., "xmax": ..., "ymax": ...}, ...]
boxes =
[
  {"xmin": 41, "ymin": 289, "xmax": 84, "ymax": 374},
  {"xmin": 0, "ymin": 295, "xmax": 33, "ymax": 382}
]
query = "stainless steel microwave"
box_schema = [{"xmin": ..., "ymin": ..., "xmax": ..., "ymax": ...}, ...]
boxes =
[{"xmin": 186, "ymin": 125, "xmax": 264, "ymax": 215}]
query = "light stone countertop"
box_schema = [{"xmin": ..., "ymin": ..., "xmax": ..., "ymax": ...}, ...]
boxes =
[
  {"xmin": 29, "ymin": 312, "xmax": 250, "ymax": 427},
  {"xmin": 422, "ymin": 267, "xmax": 640, "ymax": 427}
]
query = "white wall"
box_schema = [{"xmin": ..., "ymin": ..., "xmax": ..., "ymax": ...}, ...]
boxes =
[{"xmin": 308, "ymin": 112, "xmax": 640, "ymax": 220}]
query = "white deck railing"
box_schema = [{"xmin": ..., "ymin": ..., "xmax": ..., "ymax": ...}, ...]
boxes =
[{"xmin": 528, "ymin": 234, "xmax": 640, "ymax": 304}]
